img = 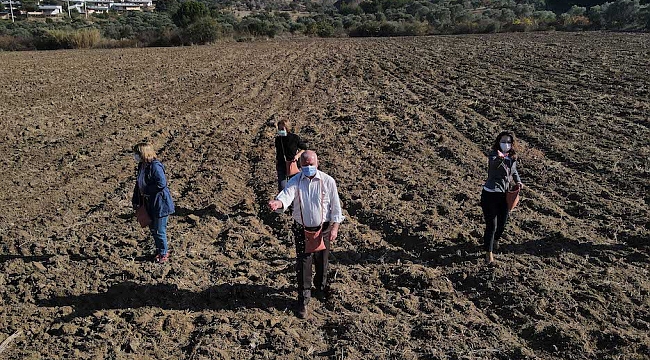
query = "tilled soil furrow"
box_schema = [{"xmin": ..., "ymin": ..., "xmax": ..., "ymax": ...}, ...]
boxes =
[{"xmin": 0, "ymin": 33, "xmax": 649, "ymax": 359}]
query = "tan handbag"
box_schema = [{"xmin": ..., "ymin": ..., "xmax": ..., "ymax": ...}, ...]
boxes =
[
  {"xmin": 280, "ymin": 137, "xmax": 300, "ymax": 177},
  {"xmin": 136, "ymin": 197, "xmax": 151, "ymax": 228},
  {"xmin": 286, "ymin": 159, "xmax": 299, "ymax": 176},
  {"xmin": 298, "ymin": 182, "xmax": 326, "ymax": 253},
  {"xmin": 503, "ymin": 161, "xmax": 521, "ymax": 211},
  {"xmin": 506, "ymin": 184, "xmax": 521, "ymax": 211},
  {"xmin": 303, "ymin": 227, "xmax": 327, "ymax": 253}
]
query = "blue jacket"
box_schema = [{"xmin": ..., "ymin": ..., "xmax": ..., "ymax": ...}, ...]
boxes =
[{"xmin": 131, "ymin": 160, "xmax": 175, "ymax": 218}]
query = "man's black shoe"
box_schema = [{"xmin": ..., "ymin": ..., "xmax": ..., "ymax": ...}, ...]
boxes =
[
  {"xmin": 296, "ymin": 301, "xmax": 308, "ymax": 319},
  {"xmin": 313, "ymin": 287, "xmax": 331, "ymax": 301}
]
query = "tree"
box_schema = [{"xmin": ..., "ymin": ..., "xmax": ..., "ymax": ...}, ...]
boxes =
[
  {"xmin": 426, "ymin": 6, "xmax": 452, "ymax": 29},
  {"xmin": 22, "ymin": 0, "xmax": 39, "ymax": 12},
  {"xmin": 603, "ymin": 0, "xmax": 641, "ymax": 29},
  {"xmin": 360, "ymin": 0, "xmax": 382, "ymax": 14},
  {"xmin": 566, "ymin": 5, "xmax": 587, "ymax": 16},
  {"xmin": 533, "ymin": 10, "xmax": 557, "ymax": 24},
  {"xmin": 172, "ymin": 1, "xmax": 209, "ymax": 28},
  {"xmin": 155, "ymin": 0, "xmax": 180, "ymax": 14},
  {"xmin": 587, "ymin": 5, "xmax": 605, "ymax": 27}
]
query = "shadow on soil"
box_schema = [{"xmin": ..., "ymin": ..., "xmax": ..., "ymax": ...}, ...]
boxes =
[
  {"xmin": 500, "ymin": 232, "xmax": 648, "ymax": 263},
  {"xmin": 39, "ymin": 282, "xmax": 294, "ymax": 319}
]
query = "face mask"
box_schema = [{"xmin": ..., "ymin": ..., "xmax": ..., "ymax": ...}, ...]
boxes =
[
  {"xmin": 302, "ymin": 165, "xmax": 317, "ymax": 177},
  {"xmin": 134, "ymin": 154, "xmax": 142, "ymax": 163},
  {"xmin": 277, "ymin": 129, "xmax": 287, "ymax": 137},
  {"xmin": 500, "ymin": 142, "xmax": 512, "ymax": 153}
]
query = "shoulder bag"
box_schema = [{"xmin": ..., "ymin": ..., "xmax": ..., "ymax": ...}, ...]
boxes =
[
  {"xmin": 503, "ymin": 159, "xmax": 521, "ymax": 211},
  {"xmin": 297, "ymin": 181, "xmax": 327, "ymax": 253}
]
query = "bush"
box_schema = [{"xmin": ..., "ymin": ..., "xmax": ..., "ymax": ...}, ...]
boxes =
[
  {"xmin": 97, "ymin": 38, "xmax": 138, "ymax": 49},
  {"xmin": 144, "ymin": 28, "xmax": 183, "ymax": 47},
  {"xmin": 340, "ymin": 4, "xmax": 363, "ymax": 16},
  {"xmin": 511, "ymin": 17, "xmax": 536, "ymax": 32},
  {"xmin": 37, "ymin": 29, "xmax": 70, "ymax": 49},
  {"xmin": 533, "ymin": 10, "xmax": 557, "ymax": 25},
  {"xmin": 0, "ymin": 35, "xmax": 36, "ymax": 51},
  {"xmin": 289, "ymin": 22, "xmax": 306, "ymax": 33},
  {"xmin": 183, "ymin": 16, "xmax": 220, "ymax": 44},
  {"xmin": 68, "ymin": 28, "xmax": 101, "ymax": 48},
  {"xmin": 349, "ymin": 20, "xmax": 424, "ymax": 37},
  {"xmin": 588, "ymin": 5, "xmax": 606, "ymax": 28},
  {"xmin": 476, "ymin": 18, "xmax": 501, "ymax": 33},
  {"xmin": 305, "ymin": 20, "xmax": 335, "ymax": 37},
  {"xmin": 36, "ymin": 28, "xmax": 101, "ymax": 49}
]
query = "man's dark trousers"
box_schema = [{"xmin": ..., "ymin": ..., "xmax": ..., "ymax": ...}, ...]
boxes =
[{"xmin": 292, "ymin": 222, "xmax": 330, "ymax": 303}]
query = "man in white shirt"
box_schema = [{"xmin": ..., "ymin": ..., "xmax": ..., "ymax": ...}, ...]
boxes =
[{"xmin": 268, "ymin": 150, "xmax": 345, "ymax": 318}]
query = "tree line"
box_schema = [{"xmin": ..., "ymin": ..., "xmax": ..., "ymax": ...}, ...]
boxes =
[{"xmin": 0, "ymin": 0, "xmax": 648, "ymax": 50}]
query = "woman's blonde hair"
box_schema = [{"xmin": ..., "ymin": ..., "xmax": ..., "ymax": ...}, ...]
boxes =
[
  {"xmin": 277, "ymin": 120, "xmax": 291, "ymax": 132},
  {"xmin": 133, "ymin": 142, "xmax": 157, "ymax": 163}
]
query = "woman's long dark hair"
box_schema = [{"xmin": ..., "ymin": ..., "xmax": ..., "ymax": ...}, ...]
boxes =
[{"xmin": 491, "ymin": 131, "xmax": 518, "ymax": 160}]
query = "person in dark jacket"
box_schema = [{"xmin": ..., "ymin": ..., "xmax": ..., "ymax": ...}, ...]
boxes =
[
  {"xmin": 131, "ymin": 142, "xmax": 175, "ymax": 263},
  {"xmin": 480, "ymin": 131, "xmax": 523, "ymax": 265},
  {"xmin": 275, "ymin": 120, "xmax": 308, "ymax": 191}
]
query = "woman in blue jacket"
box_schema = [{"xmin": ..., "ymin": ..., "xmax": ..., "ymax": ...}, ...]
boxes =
[
  {"xmin": 481, "ymin": 131, "xmax": 523, "ymax": 265},
  {"xmin": 131, "ymin": 142, "xmax": 175, "ymax": 263}
]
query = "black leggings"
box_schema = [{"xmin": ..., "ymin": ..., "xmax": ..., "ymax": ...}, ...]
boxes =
[{"xmin": 480, "ymin": 190, "xmax": 509, "ymax": 253}]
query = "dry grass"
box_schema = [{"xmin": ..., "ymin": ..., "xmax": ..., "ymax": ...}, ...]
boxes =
[{"xmin": 45, "ymin": 28, "xmax": 102, "ymax": 49}]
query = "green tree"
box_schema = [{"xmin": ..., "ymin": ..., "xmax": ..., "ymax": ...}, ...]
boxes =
[
  {"xmin": 604, "ymin": 0, "xmax": 641, "ymax": 29},
  {"xmin": 22, "ymin": 0, "xmax": 39, "ymax": 12},
  {"xmin": 172, "ymin": 0, "xmax": 209, "ymax": 28},
  {"xmin": 156, "ymin": 0, "xmax": 180, "ymax": 13},
  {"xmin": 567, "ymin": 5, "xmax": 587, "ymax": 16},
  {"xmin": 426, "ymin": 6, "xmax": 452, "ymax": 29},
  {"xmin": 315, "ymin": 21, "xmax": 334, "ymax": 36},
  {"xmin": 533, "ymin": 10, "xmax": 557, "ymax": 24},
  {"xmin": 588, "ymin": 5, "xmax": 605, "ymax": 27},
  {"xmin": 360, "ymin": 0, "xmax": 382, "ymax": 14}
]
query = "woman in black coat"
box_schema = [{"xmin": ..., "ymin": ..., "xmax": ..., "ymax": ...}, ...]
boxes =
[{"xmin": 275, "ymin": 120, "xmax": 307, "ymax": 191}]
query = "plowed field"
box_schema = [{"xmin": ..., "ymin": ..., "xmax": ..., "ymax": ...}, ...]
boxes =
[{"xmin": 0, "ymin": 32, "xmax": 648, "ymax": 359}]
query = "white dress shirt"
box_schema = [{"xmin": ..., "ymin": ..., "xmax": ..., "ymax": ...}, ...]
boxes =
[{"xmin": 275, "ymin": 170, "xmax": 345, "ymax": 227}]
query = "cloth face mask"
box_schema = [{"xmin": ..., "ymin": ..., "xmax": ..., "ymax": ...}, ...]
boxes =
[{"xmin": 302, "ymin": 165, "xmax": 317, "ymax": 177}]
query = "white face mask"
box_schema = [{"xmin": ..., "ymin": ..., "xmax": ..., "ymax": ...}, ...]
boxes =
[
  {"xmin": 500, "ymin": 142, "xmax": 512, "ymax": 153},
  {"xmin": 277, "ymin": 129, "xmax": 287, "ymax": 137},
  {"xmin": 134, "ymin": 154, "xmax": 142, "ymax": 163}
]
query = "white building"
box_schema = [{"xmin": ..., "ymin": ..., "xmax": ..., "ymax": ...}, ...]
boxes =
[
  {"xmin": 0, "ymin": 0, "xmax": 22, "ymax": 9},
  {"xmin": 39, "ymin": 5, "xmax": 63, "ymax": 16},
  {"xmin": 68, "ymin": 0, "xmax": 153, "ymax": 14},
  {"xmin": 0, "ymin": 0, "xmax": 154, "ymax": 15}
]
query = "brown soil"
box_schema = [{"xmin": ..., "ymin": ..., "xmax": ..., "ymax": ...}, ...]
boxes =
[{"xmin": 0, "ymin": 32, "xmax": 648, "ymax": 359}]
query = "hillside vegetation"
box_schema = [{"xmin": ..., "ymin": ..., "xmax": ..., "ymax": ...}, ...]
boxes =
[{"xmin": 0, "ymin": 0, "xmax": 649, "ymax": 49}]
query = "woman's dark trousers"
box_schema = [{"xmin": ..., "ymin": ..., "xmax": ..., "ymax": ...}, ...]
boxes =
[{"xmin": 480, "ymin": 190, "xmax": 509, "ymax": 253}]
